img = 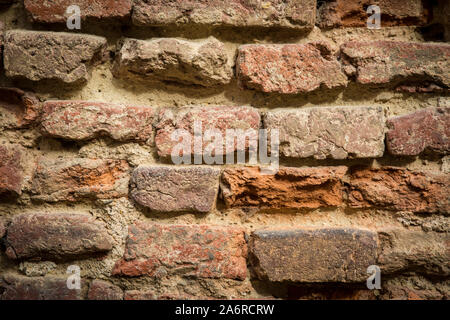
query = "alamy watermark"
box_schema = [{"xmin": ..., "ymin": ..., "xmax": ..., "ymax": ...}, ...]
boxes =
[{"xmin": 366, "ymin": 265, "xmax": 381, "ymax": 290}]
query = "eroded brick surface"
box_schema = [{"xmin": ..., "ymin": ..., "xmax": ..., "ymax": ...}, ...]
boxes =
[
  {"xmin": 88, "ymin": 280, "xmax": 123, "ymax": 300},
  {"xmin": 5, "ymin": 212, "xmax": 113, "ymax": 261},
  {"xmin": 4, "ymin": 30, "xmax": 106, "ymax": 84},
  {"xmin": 24, "ymin": 0, "xmax": 132, "ymax": 23},
  {"xmin": 387, "ymin": 107, "xmax": 450, "ymax": 156},
  {"xmin": 264, "ymin": 106, "xmax": 385, "ymax": 159},
  {"xmin": 112, "ymin": 223, "xmax": 247, "ymax": 280},
  {"xmin": 113, "ymin": 37, "xmax": 232, "ymax": 87},
  {"xmin": 0, "ymin": 87, "xmax": 41, "ymax": 129},
  {"xmin": 250, "ymin": 228, "xmax": 378, "ymax": 282},
  {"xmin": 132, "ymin": 0, "xmax": 316, "ymax": 29},
  {"xmin": 40, "ymin": 101, "xmax": 155, "ymax": 142},
  {"xmin": 341, "ymin": 41, "xmax": 450, "ymax": 90},
  {"xmin": 130, "ymin": 166, "xmax": 220, "ymax": 213},
  {"xmin": 31, "ymin": 158, "xmax": 129, "ymax": 202},
  {"xmin": 155, "ymin": 106, "xmax": 260, "ymax": 159},
  {"xmin": 221, "ymin": 166, "xmax": 347, "ymax": 209},
  {"xmin": 0, "ymin": 144, "xmax": 25, "ymax": 197},
  {"xmin": 237, "ymin": 42, "xmax": 348, "ymax": 94},
  {"xmin": 347, "ymin": 167, "xmax": 450, "ymax": 214}
]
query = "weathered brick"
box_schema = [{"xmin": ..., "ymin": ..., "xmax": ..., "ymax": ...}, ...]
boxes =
[
  {"xmin": 0, "ymin": 144, "xmax": 25, "ymax": 197},
  {"xmin": 380, "ymin": 278, "xmax": 449, "ymax": 300},
  {"xmin": 264, "ymin": 106, "xmax": 385, "ymax": 159},
  {"xmin": 0, "ymin": 218, "xmax": 5, "ymax": 238},
  {"xmin": 237, "ymin": 42, "xmax": 348, "ymax": 94},
  {"xmin": 112, "ymin": 223, "xmax": 247, "ymax": 280},
  {"xmin": 40, "ymin": 101, "xmax": 155, "ymax": 142},
  {"xmin": 130, "ymin": 166, "xmax": 220, "ymax": 213},
  {"xmin": 24, "ymin": 0, "xmax": 132, "ymax": 23},
  {"xmin": 387, "ymin": 107, "xmax": 450, "ymax": 156},
  {"xmin": 318, "ymin": 0, "xmax": 430, "ymax": 29},
  {"xmin": 124, "ymin": 290, "xmax": 155, "ymax": 300},
  {"xmin": 347, "ymin": 167, "xmax": 449, "ymax": 214},
  {"xmin": 5, "ymin": 213, "xmax": 113, "ymax": 261},
  {"xmin": 0, "ymin": 274, "xmax": 83, "ymax": 300},
  {"xmin": 221, "ymin": 166, "xmax": 347, "ymax": 209},
  {"xmin": 155, "ymin": 106, "xmax": 260, "ymax": 159},
  {"xmin": 341, "ymin": 41, "xmax": 450, "ymax": 90},
  {"xmin": 4, "ymin": 30, "xmax": 106, "ymax": 85},
  {"xmin": 378, "ymin": 229, "xmax": 450, "ymax": 276},
  {"xmin": 0, "ymin": 87, "xmax": 41, "ymax": 129},
  {"xmin": 88, "ymin": 280, "xmax": 123, "ymax": 300},
  {"xmin": 132, "ymin": 0, "xmax": 316, "ymax": 29},
  {"xmin": 31, "ymin": 158, "xmax": 129, "ymax": 202},
  {"xmin": 113, "ymin": 37, "xmax": 232, "ymax": 87},
  {"xmin": 250, "ymin": 228, "xmax": 378, "ymax": 282}
]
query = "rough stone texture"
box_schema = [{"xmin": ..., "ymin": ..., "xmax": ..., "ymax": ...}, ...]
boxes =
[
  {"xmin": 132, "ymin": 0, "xmax": 316, "ymax": 29},
  {"xmin": 5, "ymin": 213, "xmax": 113, "ymax": 261},
  {"xmin": 40, "ymin": 101, "xmax": 155, "ymax": 142},
  {"xmin": 318, "ymin": 0, "xmax": 430, "ymax": 29},
  {"xmin": 24, "ymin": 0, "xmax": 132, "ymax": 23},
  {"xmin": 380, "ymin": 277, "xmax": 449, "ymax": 300},
  {"xmin": 0, "ymin": 274, "xmax": 83, "ymax": 300},
  {"xmin": 250, "ymin": 228, "xmax": 378, "ymax": 282},
  {"xmin": 0, "ymin": 87, "xmax": 41, "ymax": 129},
  {"xmin": 0, "ymin": 144, "xmax": 25, "ymax": 197},
  {"xmin": 347, "ymin": 167, "xmax": 450, "ymax": 214},
  {"xmin": 386, "ymin": 107, "xmax": 450, "ymax": 156},
  {"xmin": 112, "ymin": 223, "xmax": 248, "ymax": 280},
  {"xmin": 31, "ymin": 158, "xmax": 130, "ymax": 202},
  {"xmin": 0, "ymin": 219, "xmax": 5, "ymax": 239},
  {"xmin": 264, "ymin": 106, "xmax": 385, "ymax": 159},
  {"xmin": 341, "ymin": 41, "xmax": 450, "ymax": 90},
  {"xmin": 237, "ymin": 42, "xmax": 348, "ymax": 94},
  {"xmin": 4, "ymin": 30, "xmax": 107, "ymax": 85},
  {"xmin": 155, "ymin": 106, "xmax": 260, "ymax": 159},
  {"xmin": 221, "ymin": 166, "xmax": 347, "ymax": 209},
  {"xmin": 378, "ymin": 229, "xmax": 450, "ymax": 276},
  {"xmin": 113, "ymin": 37, "xmax": 232, "ymax": 87},
  {"xmin": 88, "ymin": 280, "xmax": 123, "ymax": 300},
  {"xmin": 124, "ymin": 290, "xmax": 155, "ymax": 300},
  {"xmin": 130, "ymin": 166, "xmax": 220, "ymax": 213}
]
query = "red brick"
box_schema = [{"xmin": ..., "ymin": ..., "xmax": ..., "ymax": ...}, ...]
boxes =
[
  {"xmin": 221, "ymin": 166, "xmax": 347, "ymax": 209},
  {"xmin": 4, "ymin": 30, "xmax": 106, "ymax": 85},
  {"xmin": 88, "ymin": 280, "xmax": 123, "ymax": 300},
  {"xmin": 387, "ymin": 107, "xmax": 450, "ymax": 156},
  {"xmin": 5, "ymin": 213, "xmax": 113, "ymax": 261},
  {"xmin": 0, "ymin": 274, "xmax": 83, "ymax": 300},
  {"xmin": 250, "ymin": 228, "xmax": 378, "ymax": 282},
  {"xmin": 341, "ymin": 41, "xmax": 450, "ymax": 90},
  {"xmin": 124, "ymin": 290, "xmax": 155, "ymax": 300},
  {"xmin": 130, "ymin": 166, "xmax": 220, "ymax": 213},
  {"xmin": 31, "ymin": 158, "xmax": 129, "ymax": 202},
  {"xmin": 112, "ymin": 223, "xmax": 247, "ymax": 280},
  {"xmin": 40, "ymin": 101, "xmax": 155, "ymax": 142},
  {"xmin": 0, "ymin": 87, "xmax": 41, "ymax": 129},
  {"xmin": 155, "ymin": 106, "xmax": 260, "ymax": 160},
  {"xmin": 132, "ymin": 0, "xmax": 316, "ymax": 29},
  {"xmin": 348, "ymin": 167, "xmax": 449, "ymax": 213},
  {"xmin": 318, "ymin": 0, "xmax": 430, "ymax": 28},
  {"xmin": 237, "ymin": 42, "xmax": 348, "ymax": 94},
  {"xmin": 113, "ymin": 37, "xmax": 232, "ymax": 87},
  {"xmin": 0, "ymin": 144, "xmax": 25, "ymax": 198},
  {"xmin": 24, "ymin": 0, "xmax": 132, "ymax": 23},
  {"xmin": 264, "ymin": 106, "xmax": 385, "ymax": 159}
]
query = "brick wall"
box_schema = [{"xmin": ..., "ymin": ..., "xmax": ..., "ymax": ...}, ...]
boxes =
[{"xmin": 0, "ymin": 0, "xmax": 449, "ymax": 300}]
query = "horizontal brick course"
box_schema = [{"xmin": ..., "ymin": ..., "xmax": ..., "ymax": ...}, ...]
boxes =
[
  {"xmin": 130, "ymin": 166, "xmax": 220, "ymax": 213},
  {"xmin": 40, "ymin": 101, "xmax": 155, "ymax": 142},
  {"xmin": 5, "ymin": 213, "xmax": 113, "ymax": 261},
  {"xmin": 88, "ymin": 280, "xmax": 123, "ymax": 300},
  {"xmin": 113, "ymin": 37, "xmax": 232, "ymax": 87},
  {"xmin": 237, "ymin": 42, "xmax": 348, "ymax": 94},
  {"xmin": 250, "ymin": 228, "xmax": 378, "ymax": 282},
  {"xmin": 24, "ymin": 0, "xmax": 132, "ymax": 23},
  {"xmin": 387, "ymin": 107, "xmax": 450, "ymax": 156},
  {"xmin": 112, "ymin": 223, "xmax": 247, "ymax": 280},
  {"xmin": 221, "ymin": 166, "xmax": 347, "ymax": 209},
  {"xmin": 31, "ymin": 158, "xmax": 129, "ymax": 202},
  {"xmin": 264, "ymin": 106, "xmax": 385, "ymax": 159},
  {"xmin": 4, "ymin": 30, "xmax": 106, "ymax": 85},
  {"xmin": 132, "ymin": 0, "xmax": 316, "ymax": 29}
]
